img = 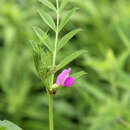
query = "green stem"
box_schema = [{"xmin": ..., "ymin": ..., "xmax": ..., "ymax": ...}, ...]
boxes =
[
  {"xmin": 49, "ymin": 0, "xmax": 59, "ymax": 130},
  {"xmin": 53, "ymin": 0, "xmax": 59, "ymax": 67},
  {"xmin": 49, "ymin": 94, "xmax": 54, "ymax": 130}
]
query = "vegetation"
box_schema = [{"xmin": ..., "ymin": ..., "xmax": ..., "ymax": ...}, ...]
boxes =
[{"xmin": 0, "ymin": 0, "xmax": 130, "ymax": 130}]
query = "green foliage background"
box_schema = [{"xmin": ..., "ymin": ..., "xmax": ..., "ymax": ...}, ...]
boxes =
[{"xmin": 0, "ymin": 0, "xmax": 130, "ymax": 130}]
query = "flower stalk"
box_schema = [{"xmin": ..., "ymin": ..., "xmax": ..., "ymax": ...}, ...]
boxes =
[
  {"xmin": 49, "ymin": 0, "xmax": 59, "ymax": 130},
  {"xmin": 31, "ymin": 0, "xmax": 85, "ymax": 129},
  {"xmin": 49, "ymin": 94, "xmax": 54, "ymax": 130}
]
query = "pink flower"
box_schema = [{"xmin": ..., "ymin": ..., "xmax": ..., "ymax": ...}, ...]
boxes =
[{"xmin": 56, "ymin": 68, "xmax": 74, "ymax": 87}]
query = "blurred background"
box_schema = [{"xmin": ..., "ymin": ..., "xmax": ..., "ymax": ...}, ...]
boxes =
[{"xmin": 0, "ymin": 0, "xmax": 130, "ymax": 130}]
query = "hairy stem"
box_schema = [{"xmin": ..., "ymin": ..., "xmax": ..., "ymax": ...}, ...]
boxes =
[{"xmin": 49, "ymin": 0, "xmax": 59, "ymax": 130}]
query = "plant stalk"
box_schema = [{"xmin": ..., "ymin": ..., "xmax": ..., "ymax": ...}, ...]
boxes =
[
  {"xmin": 49, "ymin": 0, "xmax": 59, "ymax": 130},
  {"xmin": 49, "ymin": 94, "xmax": 54, "ymax": 130}
]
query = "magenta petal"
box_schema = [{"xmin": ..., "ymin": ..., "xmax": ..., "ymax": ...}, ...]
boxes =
[
  {"xmin": 64, "ymin": 76, "xmax": 74, "ymax": 87},
  {"xmin": 56, "ymin": 68, "xmax": 71, "ymax": 86}
]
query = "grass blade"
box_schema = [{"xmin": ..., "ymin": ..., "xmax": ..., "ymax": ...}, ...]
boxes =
[
  {"xmin": 57, "ymin": 29, "xmax": 82, "ymax": 51},
  {"xmin": 60, "ymin": 0, "xmax": 69, "ymax": 11},
  {"xmin": 56, "ymin": 50, "xmax": 86, "ymax": 71},
  {"xmin": 33, "ymin": 27, "xmax": 53, "ymax": 52},
  {"xmin": 116, "ymin": 27, "xmax": 129, "ymax": 48},
  {"xmin": 71, "ymin": 71, "xmax": 86, "ymax": 79},
  {"xmin": 0, "ymin": 120, "xmax": 23, "ymax": 130},
  {"xmin": 38, "ymin": 10, "xmax": 56, "ymax": 31},
  {"xmin": 59, "ymin": 8, "xmax": 78, "ymax": 32},
  {"xmin": 39, "ymin": 0, "xmax": 56, "ymax": 12}
]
